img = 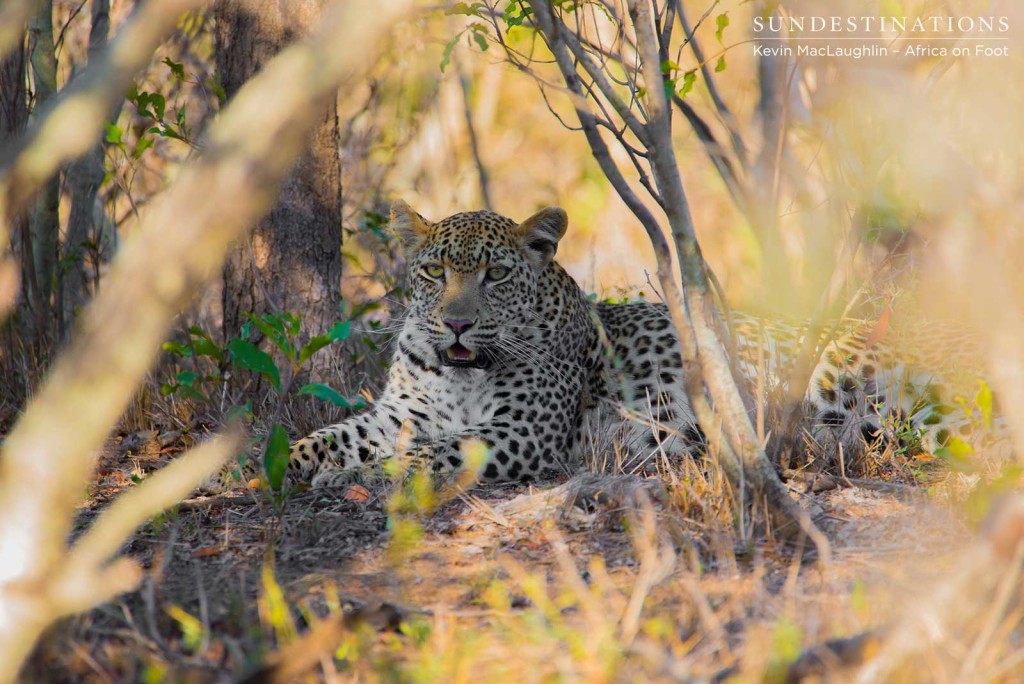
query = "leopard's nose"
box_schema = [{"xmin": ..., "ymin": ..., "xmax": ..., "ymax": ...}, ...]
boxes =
[{"xmin": 444, "ymin": 319, "xmax": 476, "ymax": 335}]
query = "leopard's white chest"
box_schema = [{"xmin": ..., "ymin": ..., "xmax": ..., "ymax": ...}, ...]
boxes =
[{"xmin": 406, "ymin": 368, "xmax": 497, "ymax": 438}]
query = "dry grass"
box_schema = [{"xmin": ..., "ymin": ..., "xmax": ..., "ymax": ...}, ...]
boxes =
[{"xmin": 18, "ymin": 416, "xmax": 1022, "ymax": 683}]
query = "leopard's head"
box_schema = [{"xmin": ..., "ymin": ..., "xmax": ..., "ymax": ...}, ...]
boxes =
[{"xmin": 392, "ymin": 201, "xmax": 568, "ymax": 369}]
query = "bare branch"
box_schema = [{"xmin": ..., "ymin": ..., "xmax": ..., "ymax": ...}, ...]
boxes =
[
  {"xmin": 671, "ymin": 93, "xmax": 746, "ymax": 209},
  {"xmin": 55, "ymin": 433, "xmax": 240, "ymax": 615},
  {"xmin": 526, "ymin": 0, "xmax": 662, "ymax": 246},
  {"xmin": 673, "ymin": 0, "xmax": 748, "ymax": 166},
  {"xmin": 455, "ymin": 59, "xmax": 494, "ymax": 211},
  {"xmin": 557, "ymin": 12, "xmax": 651, "ymax": 145}
]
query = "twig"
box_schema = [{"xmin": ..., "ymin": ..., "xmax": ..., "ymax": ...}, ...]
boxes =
[
  {"xmin": 455, "ymin": 58, "xmax": 494, "ymax": 211},
  {"xmin": 673, "ymin": 0, "xmax": 747, "ymax": 165},
  {"xmin": 558, "ymin": 18, "xmax": 651, "ymax": 144}
]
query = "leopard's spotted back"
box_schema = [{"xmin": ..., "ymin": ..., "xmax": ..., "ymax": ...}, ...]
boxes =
[
  {"xmin": 729, "ymin": 312, "xmax": 1005, "ymax": 457},
  {"xmin": 286, "ymin": 204, "xmax": 1006, "ymax": 487}
]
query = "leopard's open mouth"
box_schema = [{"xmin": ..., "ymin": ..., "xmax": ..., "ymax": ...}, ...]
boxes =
[{"xmin": 441, "ymin": 342, "xmax": 490, "ymax": 369}]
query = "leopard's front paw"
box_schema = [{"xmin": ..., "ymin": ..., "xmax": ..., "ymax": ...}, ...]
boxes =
[{"xmin": 288, "ymin": 436, "xmax": 332, "ymax": 482}]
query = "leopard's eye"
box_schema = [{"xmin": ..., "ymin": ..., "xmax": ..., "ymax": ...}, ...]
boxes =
[
  {"xmin": 485, "ymin": 265, "xmax": 510, "ymax": 282},
  {"xmin": 421, "ymin": 263, "xmax": 445, "ymax": 280}
]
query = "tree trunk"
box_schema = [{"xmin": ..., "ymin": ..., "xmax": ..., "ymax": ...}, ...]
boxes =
[
  {"xmin": 0, "ymin": 29, "xmax": 27, "ymax": 326},
  {"xmin": 751, "ymin": 7, "xmax": 789, "ymax": 309},
  {"xmin": 214, "ymin": 0, "xmax": 342, "ymax": 383},
  {"xmin": 62, "ymin": 0, "xmax": 112, "ymax": 330},
  {"xmin": 27, "ymin": 1, "xmax": 59, "ymax": 343}
]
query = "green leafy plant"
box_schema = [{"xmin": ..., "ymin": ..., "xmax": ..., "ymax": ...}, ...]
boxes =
[{"xmin": 161, "ymin": 310, "xmax": 371, "ymax": 492}]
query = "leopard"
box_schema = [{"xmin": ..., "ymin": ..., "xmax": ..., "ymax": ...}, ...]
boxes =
[{"xmin": 287, "ymin": 201, "xmax": 1005, "ymax": 488}]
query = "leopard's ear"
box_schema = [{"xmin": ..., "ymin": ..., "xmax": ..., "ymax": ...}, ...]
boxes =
[
  {"xmin": 390, "ymin": 200, "xmax": 432, "ymax": 255},
  {"xmin": 514, "ymin": 207, "xmax": 568, "ymax": 271}
]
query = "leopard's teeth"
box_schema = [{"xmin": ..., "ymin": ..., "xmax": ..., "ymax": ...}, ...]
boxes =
[{"xmin": 447, "ymin": 347, "xmax": 477, "ymax": 361}]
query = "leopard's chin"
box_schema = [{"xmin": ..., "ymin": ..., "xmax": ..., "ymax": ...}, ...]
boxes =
[{"xmin": 440, "ymin": 342, "xmax": 491, "ymax": 369}]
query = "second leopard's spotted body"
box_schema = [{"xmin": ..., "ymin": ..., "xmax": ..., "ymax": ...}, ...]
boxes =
[{"xmin": 288, "ymin": 203, "xmax": 1001, "ymax": 487}]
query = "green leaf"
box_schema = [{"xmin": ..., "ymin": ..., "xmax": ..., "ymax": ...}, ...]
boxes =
[
  {"xmin": 975, "ymin": 380, "xmax": 993, "ymax": 429},
  {"xmin": 178, "ymin": 385, "xmax": 207, "ymax": 402},
  {"xmin": 298, "ymin": 335, "xmax": 333, "ymax": 366},
  {"xmin": 715, "ymin": 12, "xmax": 730, "ymax": 44},
  {"xmin": 247, "ymin": 312, "xmax": 285, "ymax": 338},
  {"xmin": 935, "ymin": 436, "xmax": 976, "ymax": 471},
  {"xmin": 263, "ymin": 424, "xmax": 290, "ymax": 491},
  {"xmin": 176, "ymin": 370, "xmax": 198, "ymax": 386},
  {"xmin": 166, "ymin": 604, "xmax": 204, "ymax": 653},
  {"xmin": 245, "ymin": 312, "xmax": 295, "ymax": 361},
  {"xmin": 440, "ymin": 31, "xmax": 462, "ymax": 72},
  {"xmin": 284, "ymin": 312, "xmax": 302, "ymax": 336},
  {"xmin": 225, "ymin": 401, "xmax": 254, "ymax": 424},
  {"xmin": 104, "ymin": 123, "xmax": 123, "ymax": 145},
  {"xmin": 677, "ymin": 69, "xmax": 697, "ymax": 97},
  {"xmin": 150, "ymin": 93, "xmax": 166, "ymax": 121},
  {"xmin": 504, "ymin": 2, "xmax": 531, "ymax": 26},
  {"xmin": 160, "ymin": 383, "xmax": 177, "ymax": 396},
  {"xmin": 191, "ymin": 337, "xmax": 223, "ymax": 361},
  {"xmin": 163, "ymin": 57, "xmax": 186, "ymax": 80},
  {"xmin": 162, "ymin": 341, "xmax": 189, "ymax": 356},
  {"xmin": 186, "ymin": 327, "xmax": 223, "ymax": 360},
  {"xmin": 714, "ymin": 55, "xmax": 727, "ymax": 73},
  {"xmin": 159, "ymin": 125, "xmax": 184, "ymax": 142},
  {"xmin": 468, "ymin": 23, "xmax": 490, "ymax": 51},
  {"xmin": 445, "ymin": 1, "xmax": 484, "ymax": 16},
  {"xmin": 298, "ymin": 383, "xmax": 355, "ymax": 408},
  {"xmin": 328, "ymin": 320, "xmax": 353, "ymax": 341},
  {"xmin": 353, "ymin": 301, "xmax": 382, "ymax": 318},
  {"xmin": 770, "ymin": 618, "xmax": 803, "ymax": 663},
  {"xmin": 208, "ymin": 75, "xmax": 227, "ymax": 106},
  {"xmin": 660, "ymin": 59, "xmax": 680, "ymax": 75},
  {"xmin": 132, "ymin": 135, "xmax": 154, "ymax": 160},
  {"xmin": 228, "ymin": 339, "xmax": 280, "ymax": 391}
]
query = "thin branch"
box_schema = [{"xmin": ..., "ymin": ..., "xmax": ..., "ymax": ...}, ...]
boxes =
[
  {"xmin": 592, "ymin": 108, "xmax": 661, "ymax": 206},
  {"xmin": 673, "ymin": 0, "xmax": 748, "ymax": 166},
  {"xmin": 557, "ymin": 13, "xmax": 651, "ymax": 146},
  {"xmin": 455, "ymin": 59, "xmax": 494, "ymax": 210},
  {"xmin": 527, "ymin": 1, "xmax": 661, "ymax": 244},
  {"xmin": 536, "ymin": 81, "xmax": 584, "ymax": 132},
  {"xmin": 671, "ymin": 93, "xmax": 746, "ymax": 209},
  {"xmin": 55, "ymin": 433, "xmax": 239, "ymax": 615}
]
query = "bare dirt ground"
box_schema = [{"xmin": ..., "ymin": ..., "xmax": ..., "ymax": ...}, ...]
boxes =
[{"xmin": 23, "ymin": 430, "xmax": 1005, "ymax": 683}]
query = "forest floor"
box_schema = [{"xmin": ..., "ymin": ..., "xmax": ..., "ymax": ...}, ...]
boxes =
[{"xmin": 24, "ymin": 428, "xmax": 1005, "ymax": 683}]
